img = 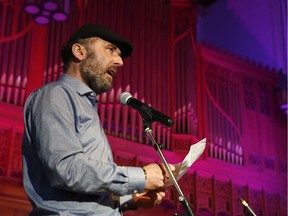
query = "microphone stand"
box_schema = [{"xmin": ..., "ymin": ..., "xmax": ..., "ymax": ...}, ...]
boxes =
[{"xmin": 142, "ymin": 119, "xmax": 194, "ymax": 216}]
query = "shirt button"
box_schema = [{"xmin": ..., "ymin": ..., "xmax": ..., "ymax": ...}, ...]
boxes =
[{"xmin": 133, "ymin": 190, "xmax": 138, "ymax": 194}]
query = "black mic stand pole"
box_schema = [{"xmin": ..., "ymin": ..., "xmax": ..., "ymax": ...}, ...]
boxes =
[{"xmin": 142, "ymin": 119, "xmax": 194, "ymax": 216}]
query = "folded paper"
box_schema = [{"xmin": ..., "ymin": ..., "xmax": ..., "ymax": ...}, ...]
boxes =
[{"xmin": 166, "ymin": 138, "xmax": 206, "ymax": 186}]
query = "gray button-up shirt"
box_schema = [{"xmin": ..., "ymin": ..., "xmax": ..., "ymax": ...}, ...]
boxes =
[{"xmin": 22, "ymin": 74, "xmax": 145, "ymax": 215}]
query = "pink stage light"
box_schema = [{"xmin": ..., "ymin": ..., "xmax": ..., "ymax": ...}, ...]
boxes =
[
  {"xmin": 23, "ymin": 0, "xmax": 71, "ymax": 25},
  {"xmin": 34, "ymin": 10, "xmax": 51, "ymax": 25},
  {"xmin": 52, "ymin": 0, "xmax": 71, "ymax": 22},
  {"xmin": 43, "ymin": 0, "xmax": 59, "ymax": 11},
  {"xmin": 24, "ymin": 0, "xmax": 41, "ymax": 15}
]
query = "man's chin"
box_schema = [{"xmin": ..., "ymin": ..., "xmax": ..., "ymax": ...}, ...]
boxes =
[{"xmin": 94, "ymin": 85, "xmax": 112, "ymax": 95}]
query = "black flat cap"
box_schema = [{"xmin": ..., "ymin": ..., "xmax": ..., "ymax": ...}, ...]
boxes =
[{"xmin": 61, "ymin": 24, "xmax": 132, "ymax": 63}]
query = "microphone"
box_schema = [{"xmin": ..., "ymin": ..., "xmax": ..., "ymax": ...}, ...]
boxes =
[
  {"xmin": 119, "ymin": 92, "xmax": 174, "ymax": 127},
  {"xmin": 240, "ymin": 198, "xmax": 257, "ymax": 216}
]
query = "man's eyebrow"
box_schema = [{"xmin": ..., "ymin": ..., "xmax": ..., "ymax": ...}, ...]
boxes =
[{"xmin": 107, "ymin": 43, "xmax": 121, "ymax": 55}]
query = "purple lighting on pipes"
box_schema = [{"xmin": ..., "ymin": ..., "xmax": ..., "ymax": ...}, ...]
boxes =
[
  {"xmin": 34, "ymin": 10, "xmax": 51, "ymax": 25},
  {"xmin": 23, "ymin": 0, "xmax": 71, "ymax": 24},
  {"xmin": 43, "ymin": 0, "xmax": 59, "ymax": 11},
  {"xmin": 24, "ymin": 4, "xmax": 41, "ymax": 15},
  {"xmin": 52, "ymin": 0, "xmax": 71, "ymax": 22},
  {"xmin": 24, "ymin": 0, "xmax": 41, "ymax": 14},
  {"xmin": 280, "ymin": 103, "xmax": 288, "ymax": 109},
  {"xmin": 34, "ymin": 16, "xmax": 50, "ymax": 25}
]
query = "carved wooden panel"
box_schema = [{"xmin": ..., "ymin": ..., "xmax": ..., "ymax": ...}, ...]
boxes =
[
  {"xmin": 196, "ymin": 175, "xmax": 214, "ymax": 214},
  {"xmin": 231, "ymin": 184, "xmax": 247, "ymax": 216},
  {"xmin": 214, "ymin": 180, "xmax": 231, "ymax": 215},
  {"xmin": 249, "ymin": 188, "xmax": 264, "ymax": 216},
  {"xmin": 265, "ymin": 192, "xmax": 280, "ymax": 216},
  {"xmin": 177, "ymin": 172, "xmax": 195, "ymax": 211},
  {"xmin": 171, "ymin": 134, "xmax": 199, "ymax": 152},
  {"xmin": 244, "ymin": 76, "xmax": 256, "ymax": 111},
  {"xmin": 259, "ymin": 81, "xmax": 271, "ymax": 115},
  {"xmin": 9, "ymin": 129, "xmax": 23, "ymax": 179},
  {"xmin": 0, "ymin": 126, "xmax": 10, "ymax": 176}
]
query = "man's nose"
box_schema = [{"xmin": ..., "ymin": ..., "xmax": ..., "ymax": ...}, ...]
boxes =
[{"xmin": 114, "ymin": 55, "xmax": 123, "ymax": 67}]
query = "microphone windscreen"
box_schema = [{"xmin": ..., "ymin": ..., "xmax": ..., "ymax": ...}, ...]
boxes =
[{"xmin": 119, "ymin": 92, "xmax": 132, "ymax": 105}]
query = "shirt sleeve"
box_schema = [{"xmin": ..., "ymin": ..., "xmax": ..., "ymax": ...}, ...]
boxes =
[
  {"xmin": 27, "ymin": 84, "xmax": 146, "ymax": 196},
  {"xmin": 120, "ymin": 194, "xmax": 138, "ymax": 211}
]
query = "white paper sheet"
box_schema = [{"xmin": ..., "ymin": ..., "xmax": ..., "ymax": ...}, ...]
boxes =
[{"xmin": 166, "ymin": 138, "xmax": 206, "ymax": 186}]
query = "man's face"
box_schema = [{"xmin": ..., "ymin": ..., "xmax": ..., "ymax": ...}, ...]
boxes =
[{"xmin": 79, "ymin": 38, "xmax": 123, "ymax": 94}]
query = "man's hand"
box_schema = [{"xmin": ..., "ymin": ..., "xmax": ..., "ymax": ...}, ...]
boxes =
[
  {"xmin": 133, "ymin": 190, "xmax": 165, "ymax": 208},
  {"xmin": 142, "ymin": 163, "xmax": 175, "ymax": 191}
]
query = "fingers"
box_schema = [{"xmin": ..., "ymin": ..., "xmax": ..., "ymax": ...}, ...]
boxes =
[
  {"xmin": 157, "ymin": 191, "xmax": 165, "ymax": 197},
  {"xmin": 154, "ymin": 193, "xmax": 162, "ymax": 206},
  {"xmin": 159, "ymin": 163, "xmax": 175, "ymax": 176},
  {"xmin": 149, "ymin": 191, "xmax": 164, "ymax": 207},
  {"xmin": 159, "ymin": 163, "xmax": 176, "ymax": 185},
  {"xmin": 169, "ymin": 164, "xmax": 176, "ymax": 172},
  {"xmin": 133, "ymin": 190, "xmax": 165, "ymax": 208},
  {"xmin": 142, "ymin": 163, "xmax": 176, "ymax": 191}
]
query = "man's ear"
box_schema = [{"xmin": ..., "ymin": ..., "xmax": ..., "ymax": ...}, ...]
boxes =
[{"xmin": 71, "ymin": 43, "xmax": 86, "ymax": 61}]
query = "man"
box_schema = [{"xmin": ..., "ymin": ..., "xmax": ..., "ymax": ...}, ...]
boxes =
[{"xmin": 22, "ymin": 24, "xmax": 174, "ymax": 215}]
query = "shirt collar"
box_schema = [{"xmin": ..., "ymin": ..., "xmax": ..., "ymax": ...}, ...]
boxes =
[
  {"xmin": 58, "ymin": 74, "xmax": 99, "ymax": 105},
  {"xmin": 58, "ymin": 74, "xmax": 93, "ymax": 95}
]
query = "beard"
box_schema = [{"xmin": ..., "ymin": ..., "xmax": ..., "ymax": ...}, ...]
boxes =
[{"xmin": 79, "ymin": 50, "xmax": 113, "ymax": 95}]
